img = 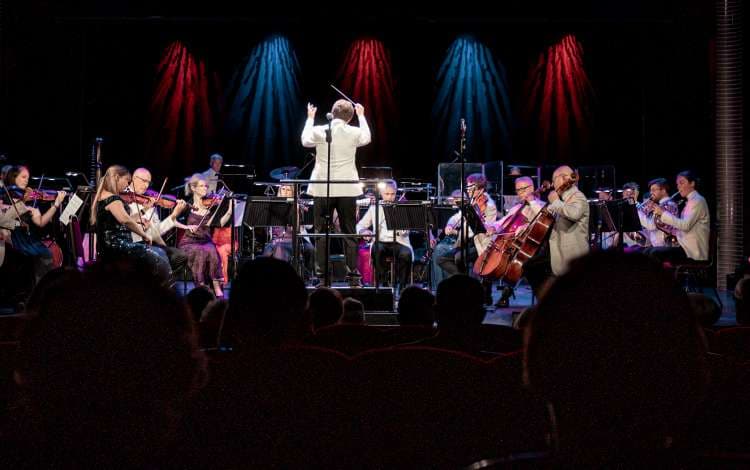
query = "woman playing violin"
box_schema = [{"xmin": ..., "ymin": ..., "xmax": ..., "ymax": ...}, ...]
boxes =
[
  {"xmin": 91, "ymin": 165, "xmax": 172, "ymax": 287},
  {"xmin": 3, "ymin": 165, "xmax": 66, "ymax": 283},
  {"xmin": 178, "ymin": 173, "xmax": 233, "ymax": 298}
]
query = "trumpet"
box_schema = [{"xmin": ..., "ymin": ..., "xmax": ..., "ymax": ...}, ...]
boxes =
[{"xmin": 636, "ymin": 194, "xmax": 656, "ymax": 213}]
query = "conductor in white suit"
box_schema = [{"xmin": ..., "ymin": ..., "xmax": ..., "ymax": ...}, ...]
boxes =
[
  {"xmin": 301, "ymin": 99, "xmax": 371, "ymax": 285},
  {"xmin": 356, "ymin": 181, "xmax": 413, "ymax": 289}
]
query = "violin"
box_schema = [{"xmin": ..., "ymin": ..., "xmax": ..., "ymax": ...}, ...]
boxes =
[
  {"xmin": 3, "ymin": 186, "xmax": 61, "ymax": 202},
  {"xmin": 199, "ymin": 193, "xmax": 225, "ymax": 208},
  {"xmin": 25, "ymin": 188, "xmax": 62, "ymax": 202},
  {"xmin": 120, "ymin": 189, "xmax": 177, "ymax": 209},
  {"xmin": 471, "ymin": 192, "xmax": 489, "ymax": 215}
]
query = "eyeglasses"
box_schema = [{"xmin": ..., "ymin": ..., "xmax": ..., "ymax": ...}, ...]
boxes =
[
  {"xmin": 515, "ymin": 185, "xmax": 532, "ymax": 194},
  {"xmin": 553, "ymin": 173, "xmax": 571, "ymax": 180},
  {"xmin": 134, "ymin": 175, "xmax": 151, "ymax": 185}
]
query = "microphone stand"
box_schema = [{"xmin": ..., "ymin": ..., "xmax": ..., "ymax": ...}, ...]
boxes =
[
  {"xmin": 324, "ymin": 114, "xmax": 333, "ymax": 287},
  {"xmin": 291, "ymin": 153, "xmax": 316, "ymax": 279},
  {"xmin": 458, "ymin": 119, "xmax": 468, "ymax": 273}
]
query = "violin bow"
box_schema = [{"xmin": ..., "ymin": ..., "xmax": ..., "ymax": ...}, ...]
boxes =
[
  {"xmin": 32, "ymin": 173, "xmax": 45, "ymax": 209},
  {"xmin": 205, "ymin": 190, "xmax": 228, "ymax": 227},
  {"xmin": 125, "ymin": 182, "xmax": 147, "ymax": 234},
  {"xmin": 155, "ymin": 177, "xmax": 168, "ymax": 204}
]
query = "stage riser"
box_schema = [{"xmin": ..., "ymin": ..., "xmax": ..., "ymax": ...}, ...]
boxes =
[{"xmin": 306, "ymin": 287, "xmax": 394, "ymax": 312}]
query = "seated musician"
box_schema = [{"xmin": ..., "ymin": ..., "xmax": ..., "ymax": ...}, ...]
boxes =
[
  {"xmin": 91, "ymin": 165, "xmax": 173, "ymax": 287},
  {"xmin": 484, "ymin": 176, "xmax": 543, "ymax": 307},
  {"xmin": 179, "ymin": 174, "xmax": 233, "ymax": 298},
  {"xmin": 647, "ymin": 170, "xmax": 709, "ymax": 262},
  {"xmin": 262, "ymin": 184, "xmax": 314, "ymax": 275},
  {"xmin": 356, "ymin": 180, "xmax": 413, "ymax": 291},
  {"xmin": 636, "ymin": 178, "xmax": 678, "ymax": 250},
  {"xmin": 127, "ymin": 168, "xmax": 189, "ymax": 274},
  {"xmin": 523, "ymin": 165, "xmax": 589, "ymax": 296},
  {"xmin": 3, "ymin": 164, "xmax": 66, "ymax": 283},
  {"xmin": 430, "ymin": 190, "xmax": 462, "ymax": 291},
  {"xmin": 1, "ymin": 196, "xmax": 35, "ymax": 305},
  {"xmin": 436, "ymin": 173, "xmax": 497, "ymax": 277}
]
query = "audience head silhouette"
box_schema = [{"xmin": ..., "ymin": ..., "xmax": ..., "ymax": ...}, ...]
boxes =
[
  {"xmin": 436, "ymin": 275, "xmax": 486, "ymax": 329},
  {"xmin": 524, "ymin": 251, "xmax": 708, "ymax": 463},
  {"xmin": 12, "ymin": 260, "xmax": 205, "ymax": 465},
  {"xmin": 308, "ymin": 286, "xmax": 344, "ymax": 330},
  {"xmin": 397, "ymin": 285, "xmax": 435, "ymax": 327},
  {"xmin": 224, "ymin": 257, "xmax": 309, "ymax": 346}
]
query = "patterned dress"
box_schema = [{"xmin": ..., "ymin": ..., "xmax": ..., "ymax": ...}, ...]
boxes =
[
  {"xmin": 10, "ymin": 209, "xmax": 54, "ymax": 283},
  {"xmin": 96, "ymin": 195, "xmax": 172, "ymax": 286},
  {"xmin": 178, "ymin": 209, "xmax": 223, "ymax": 285}
]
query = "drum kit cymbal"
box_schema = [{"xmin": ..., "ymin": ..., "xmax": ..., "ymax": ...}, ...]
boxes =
[{"xmin": 270, "ymin": 166, "xmax": 300, "ymax": 181}]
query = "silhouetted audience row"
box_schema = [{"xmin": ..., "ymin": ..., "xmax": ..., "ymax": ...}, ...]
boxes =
[{"xmin": 0, "ymin": 251, "xmax": 747, "ymax": 467}]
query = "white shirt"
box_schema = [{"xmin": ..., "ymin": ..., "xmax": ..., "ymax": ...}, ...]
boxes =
[
  {"xmin": 493, "ymin": 199, "xmax": 544, "ymax": 233},
  {"xmin": 658, "ymin": 190, "xmax": 710, "ymax": 261},
  {"xmin": 301, "ymin": 117, "xmax": 371, "ymax": 197},
  {"xmin": 356, "ymin": 204, "xmax": 412, "ymax": 256},
  {"xmin": 201, "ymin": 168, "xmax": 220, "ymax": 193},
  {"xmin": 129, "ymin": 203, "xmax": 175, "ymax": 244},
  {"xmin": 637, "ymin": 196, "xmax": 671, "ymax": 248}
]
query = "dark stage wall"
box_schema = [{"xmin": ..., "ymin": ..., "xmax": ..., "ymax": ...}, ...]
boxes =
[{"xmin": 0, "ymin": 2, "xmax": 737, "ymax": 223}]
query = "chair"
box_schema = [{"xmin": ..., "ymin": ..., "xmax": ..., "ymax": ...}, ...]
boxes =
[
  {"xmin": 671, "ymin": 227, "xmax": 722, "ymax": 311},
  {"xmin": 351, "ymin": 346, "xmax": 547, "ymax": 466},
  {"xmin": 377, "ymin": 250, "xmax": 413, "ymax": 288},
  {"xmin": 712, "ymin": 327, "xmax": 750, "ymax": 361}
]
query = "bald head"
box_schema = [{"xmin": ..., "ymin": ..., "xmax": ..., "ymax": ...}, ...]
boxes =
[
  {"xmin": 552, "ymin": 166, "xmax": 573, "ymax": 179},
  {"xmin": 132, "ymin": 168, "xmax": 152, "ymax": 195},
  {"xmin": 515, "ymin": 176, "xmax": 534, "ymax": 188},
  {"xmin": 552, "ymin": 166, "xmax": 575, "ymax": 191}
]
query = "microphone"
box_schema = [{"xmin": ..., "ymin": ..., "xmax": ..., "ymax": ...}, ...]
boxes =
[
  {"xmin": 222, "ymin": 163, "xmax": 247, "ymax": 168},
  {"xmin": 326, "ymin": 112, "xmax": 334, "ymax": 121},
  {"xmin": 459, "ymin": 118, "xmax": 466, "ymax": 134}
]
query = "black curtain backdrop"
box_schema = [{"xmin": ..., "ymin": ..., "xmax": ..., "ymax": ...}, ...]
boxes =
[{"xmin": 0, "ymin": 1, "xmax": 730, "ymax": 229}]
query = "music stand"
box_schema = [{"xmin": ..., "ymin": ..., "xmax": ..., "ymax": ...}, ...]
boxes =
[
  {"xmin": 589, "ymin": 200, "xmax": 642, "ymax": 251},
  {"xmin": 381, "ymin": 202, "xmax": 431, "ymax": 289},
  {"xmin": 242, "ymin": 197, "xmax": 294, "ymax": 228},
  {"xmin": 429, "ymin": 205, "xmax": 460, "ymax": 233},
  {"xmin": 460, "ymin": 203, "xmax": 487, "ymax": 236}
]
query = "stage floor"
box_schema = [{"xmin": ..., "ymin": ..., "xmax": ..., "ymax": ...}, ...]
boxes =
[{"xmin": 174, "ymin": 279, "xmax": 738, "ymax": 328}]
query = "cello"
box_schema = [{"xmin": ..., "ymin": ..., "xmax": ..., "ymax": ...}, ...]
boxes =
[{"xmin": 473, "ymin": 174, "xmax": 578, "ymax": 283}]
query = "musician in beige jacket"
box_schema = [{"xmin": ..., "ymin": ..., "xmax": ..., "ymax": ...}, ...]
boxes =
[{"xmin": 546, "ymin": 166, "xmax": 590, "ymax": 276}]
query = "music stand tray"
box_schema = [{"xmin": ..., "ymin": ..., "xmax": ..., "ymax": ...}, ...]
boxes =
[
  {"xmin": 382, "ymin": 202, "xmax": 431, "ymax": 231},
  {"xmin": 243, "ymin": 197, "xmax": 294, "ymax": 227},
  {"xmin": 460, "ymin": 203, "xmax": 487, "ymax": 235},
  {"xmin": 429, "ymin": 205, "xmax": 460, "ymax": 231}
]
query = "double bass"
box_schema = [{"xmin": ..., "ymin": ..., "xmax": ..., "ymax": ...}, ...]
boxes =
[{"xmin": 473, "ymin": 175, "xmax": 578, "ymax": 283}]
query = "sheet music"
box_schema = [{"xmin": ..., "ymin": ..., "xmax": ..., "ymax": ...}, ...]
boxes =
[
  {"xmin": 59, "ymin": 194, "xmax": 84, "ymax": 226},
  {"xmin": 233, "ymin": 200, "xmax": 246, "ymax": 227}
]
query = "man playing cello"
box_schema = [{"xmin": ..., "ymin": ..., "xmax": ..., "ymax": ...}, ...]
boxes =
[{"xmin": 479, "ymin": 176, "xmax": 544, "ymax": 307}]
